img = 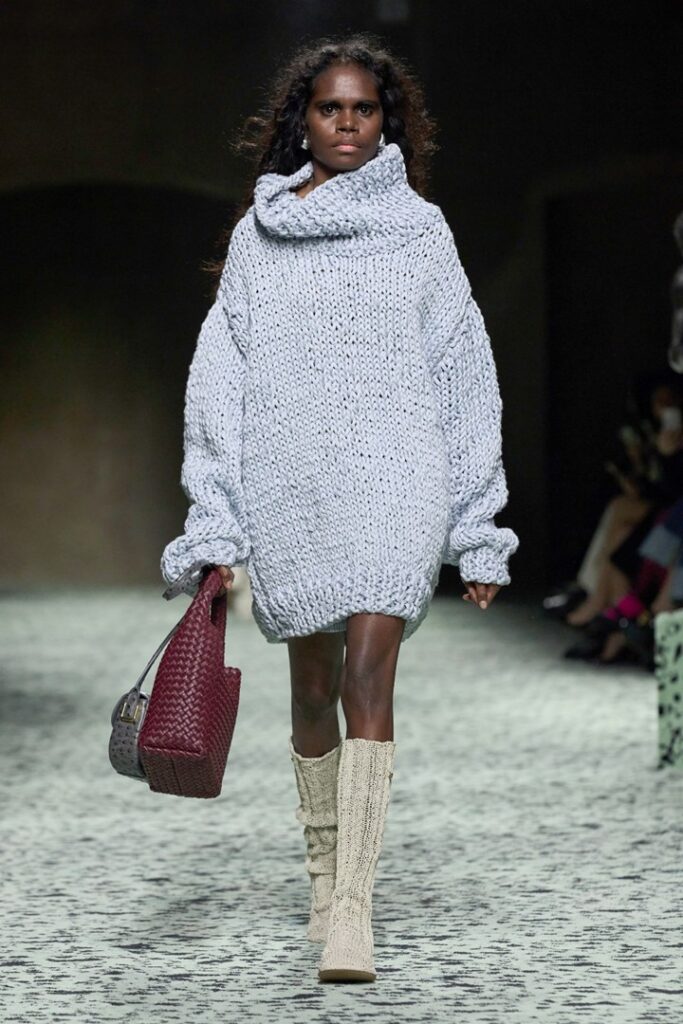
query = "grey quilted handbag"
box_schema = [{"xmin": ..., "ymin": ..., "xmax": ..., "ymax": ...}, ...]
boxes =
[{"xmin": 108, "ymin": 618, "xmax": 182, "ymax": 781}]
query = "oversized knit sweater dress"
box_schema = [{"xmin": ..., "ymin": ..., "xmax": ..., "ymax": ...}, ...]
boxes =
[{"xmin": 160, "ymin": 142, "xmax": 519, "ymax": 643}]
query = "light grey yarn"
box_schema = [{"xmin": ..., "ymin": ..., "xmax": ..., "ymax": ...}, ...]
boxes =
[{"xmin": 160, "ymin": 142, "xmax": 519, "ymax": 642}]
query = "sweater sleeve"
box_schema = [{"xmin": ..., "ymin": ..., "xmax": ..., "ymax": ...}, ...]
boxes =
[
  {"xmin": 422, "ymin": 218, "xmax": 519, "ymax": 585},
  {"xmin": 159, "ymin": 226, "xmax": 251, "ymax": 600}
]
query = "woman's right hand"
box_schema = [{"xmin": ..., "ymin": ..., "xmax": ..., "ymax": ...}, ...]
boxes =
[{"xmin": 215, "ymin": 565, "xmax": 235, "ymax": 595}]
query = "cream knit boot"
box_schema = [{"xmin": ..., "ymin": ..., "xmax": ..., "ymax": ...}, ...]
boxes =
[
  {"xmin": 288, "ymin": 735, "xmax": 342, "ymax": 942},
  {"xmin": 318, "ymin": 737, "xmax": 396, "ymax": 982}
]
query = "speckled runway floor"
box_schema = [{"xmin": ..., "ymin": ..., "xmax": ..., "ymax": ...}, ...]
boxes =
[{"xmin": 1, "ymin": 587, "xmax": 682, "ymax": 1024}]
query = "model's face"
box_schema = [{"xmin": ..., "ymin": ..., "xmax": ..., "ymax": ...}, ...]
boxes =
[{"xmin": 303, "ymin": 63, "xmax": 384, "ymax": 173}]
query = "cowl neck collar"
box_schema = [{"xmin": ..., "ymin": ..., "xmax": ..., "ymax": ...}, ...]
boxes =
[{"xmin": 252, "ymin": 142, "xmax": 439, "ymax": 252}]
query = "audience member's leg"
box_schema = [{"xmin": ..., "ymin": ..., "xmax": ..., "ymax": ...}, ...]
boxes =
[
  {"xmin": 651, "ymin": 565, "xmax": 676, "ymax": 615},
  {"xmin": 568, "ymin": 494, "xmax": 653, "ymax": 624},
  {"xmin": 576, "ymin": 503, "xmax": 615, "ymax": 595}
]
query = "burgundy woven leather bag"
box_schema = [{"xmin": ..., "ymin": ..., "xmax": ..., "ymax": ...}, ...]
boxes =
[{"xmin": 137, "ymin": 567, "xmax": 241, "ymax": 798}]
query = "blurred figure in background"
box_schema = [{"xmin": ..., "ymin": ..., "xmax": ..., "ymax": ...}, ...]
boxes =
[
  {"xmin": 544, "ymin": 211, "xmax": 683, "ymax": 667},
  {"xmin": 568, "ymin": 381, "xmax": 683, "ymax": 626},
  {"xmin": 543, "ymin": 376, "xmax": 683, "ymax": 665},
  {"xmin": 667, "ymin": 210, "xmax": 683, "ymax": 373}
]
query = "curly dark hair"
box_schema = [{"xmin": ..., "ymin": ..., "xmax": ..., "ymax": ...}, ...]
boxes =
[{"xmin": 202, "ymin": 31, "xmax": 439, "ymax": 295}]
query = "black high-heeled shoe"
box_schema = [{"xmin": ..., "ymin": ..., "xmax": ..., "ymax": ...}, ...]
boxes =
[
  {"xmin": 583, "ymin": 612, "xmax": 622, "ymax": 640},
  {"xmin": 595, "ymin": 637, "xmax": 642, "ymax": 666},
  {"xmin": 619, "ymin": 615, "xmax": 655, "ymax": 670},
  {"xmin": 543, "ymin": 582, "xmax": 588, "ymax": 620},
  {"xmin": 563, "ymin": 635, "xmax": 606, "ymax": 660}
]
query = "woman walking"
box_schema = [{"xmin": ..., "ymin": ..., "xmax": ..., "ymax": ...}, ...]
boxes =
[{"xmin": 160, "ymin": 34, "xmax": 519, "ymax": 982}]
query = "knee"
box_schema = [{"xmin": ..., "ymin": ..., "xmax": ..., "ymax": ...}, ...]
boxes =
[
  {"xmin": 608, "ymin": 493, "xmax": 649, "ymax": 518},
  {"xmin": 341, "ymin": 666, "xmax": 393, "ymax": 711},
  {"xmin": 292, "ymin": 676, "xmax": 340, "ymax": 718},
  {"xmin": 608, "ymin": 493, "xmax": 630, "ymax": 514}
]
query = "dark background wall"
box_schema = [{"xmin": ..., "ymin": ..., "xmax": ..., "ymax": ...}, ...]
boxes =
[{"xmin": 1, "ymin": 0, "xmax": 681, "ymax": 593}]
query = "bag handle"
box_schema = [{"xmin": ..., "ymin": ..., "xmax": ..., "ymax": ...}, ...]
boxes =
[
  {"xmin": 189, "ymin": 565, "xmax": 228, "ymax": 630},
  {"xmin": 130, "ymin": 567, "xmax": 228, "ymax": 698}
]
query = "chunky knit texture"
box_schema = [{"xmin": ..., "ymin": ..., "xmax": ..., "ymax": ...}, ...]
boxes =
[
  {"xmin": 318, "ymin": 737, "xmax": 396, "ymax": 982},
  {"xmin": 288, "ymin": 736, "xmax": 342, "ymax": 943},
  {"xmin": 160, "ymin": 142, "xmax": 519, "ymax": 642}
]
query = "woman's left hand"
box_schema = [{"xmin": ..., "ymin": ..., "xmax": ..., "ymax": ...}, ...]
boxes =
[{"xmin": 462, "ymin": 580, "xmax": 501, "ymax": 610}]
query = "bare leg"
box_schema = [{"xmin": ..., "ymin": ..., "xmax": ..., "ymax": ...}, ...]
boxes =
[
  {"xmin": 288, "ymin": 631, "xmax": 345, "ymax": 757},
  {"xmin": 568, "ymin": 559, "xmax": 638, "ymax": 626},
  {"xmin": 566, "ymin": 561, "xmax": 614, "ymax": 624},
  {"xmin": 652, "ymin": 565, "xmax": 676, "ymax": 615},
  {"xmin": 576, "ymin": 503, "xmax": 614, "ymax": 594},
  {"xmin": 567, "ymin": 494, "xmax": 652, "ymax": 625},
  {"xmin": 598, "ymin": 631, "xmax": 628, "ymax": 662},
  {"xmin": 340, "ymin": 612, "xmax": 405, "ymax": 741},
  {"xmin": 604, "ymin": 560, "xmax": 633, "ymax": 605},
  {"xmin": 597, "ymin": 561, "xmax": 658, "ymax": 662}
]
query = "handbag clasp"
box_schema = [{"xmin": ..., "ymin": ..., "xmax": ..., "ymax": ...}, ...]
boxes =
[{"xmin": 119, "ymin": 693, "xmax": 143, "ymax": 724}]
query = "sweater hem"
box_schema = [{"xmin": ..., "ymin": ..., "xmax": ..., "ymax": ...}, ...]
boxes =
[{"xmin": 249, "ymin": 562, "xmax": 439, "ymax": 645}]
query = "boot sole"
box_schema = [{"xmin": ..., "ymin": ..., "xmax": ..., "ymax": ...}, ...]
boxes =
[{"xmin": 318, "ymin": 967, "xmax": 376, "ymax": 982}]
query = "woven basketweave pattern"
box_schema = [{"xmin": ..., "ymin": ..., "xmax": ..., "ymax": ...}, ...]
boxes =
[{"xmin": 139, "ymin": 568, "xmax": 240, "ymax": 798}]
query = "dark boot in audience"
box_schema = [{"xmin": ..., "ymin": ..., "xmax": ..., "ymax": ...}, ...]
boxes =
[
  {"xmin": 543, "ymin": 581, "xmax": 588, "ymax": 620},
  {"xmin": 563, "ymin": 611, "xmax": 620, "ymax": 660},
  {"xmin": 619, "ymin": 616, "xmax": 655, "ymax": 671}
]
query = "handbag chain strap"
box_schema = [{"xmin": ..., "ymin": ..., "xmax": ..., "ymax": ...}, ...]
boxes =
[
  {"xmin": 131, "ymin": 619, "xmax": 183, "ymax": 695},
  {"xmin": 117, "ymin": 618, "xmax": 182, "ymax": 724},
  {"xmin": 117, "ymin": 568, "xmax": 226, "ymax": 725}
]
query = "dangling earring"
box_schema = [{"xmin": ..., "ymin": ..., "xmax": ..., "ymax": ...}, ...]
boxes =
[
  {"xmin": 301, "ymin": 134, "xmax": 310, "ymax": 150},
  {"xmin": 378, "ymin": 132, "xmax": 386, "ymax": 149}
]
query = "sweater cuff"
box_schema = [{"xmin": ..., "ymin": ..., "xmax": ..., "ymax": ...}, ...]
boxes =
[
  {"xmin": 453, "ymin": 544, "xmax": 513, "ymax": 587},
  {"xmin": 160, "ymin": 537, "xmax": 248, "ymax": 599}
]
